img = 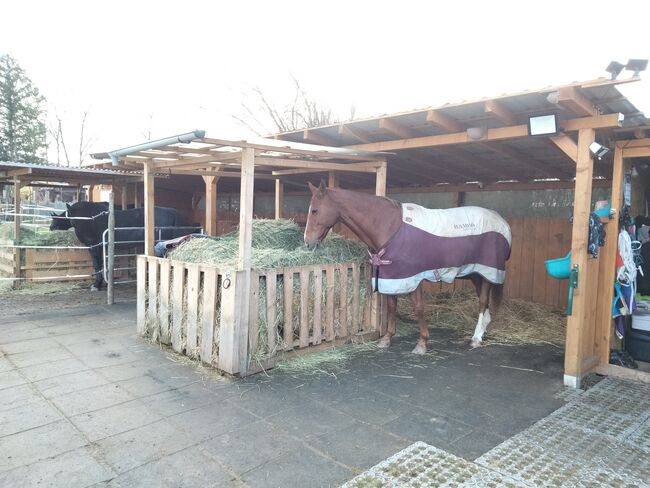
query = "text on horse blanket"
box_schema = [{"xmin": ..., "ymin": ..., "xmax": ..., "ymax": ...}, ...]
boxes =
[{"xmin": 371, "ymin": 204, "xmax": 512, "ymax": 294}]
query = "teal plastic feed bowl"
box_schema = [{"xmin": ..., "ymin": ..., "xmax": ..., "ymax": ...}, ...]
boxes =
[
  {"xmin": 594, "ymin": 205, "xmax": 611, "ymax": 218},
  {"xmin": 545, "ymin": 251, "xmax": 571, "ymax": 280}
]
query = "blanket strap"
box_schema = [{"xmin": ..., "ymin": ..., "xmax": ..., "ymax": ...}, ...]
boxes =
[{"xmin": 368, "ymin": 249, "xmax": 392, "ymax": 292}]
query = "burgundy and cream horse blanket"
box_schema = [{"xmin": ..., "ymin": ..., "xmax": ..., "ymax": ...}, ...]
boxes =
[{"xmin": 370, "ymin": 204, "xmax": 512, "ymax": 294}]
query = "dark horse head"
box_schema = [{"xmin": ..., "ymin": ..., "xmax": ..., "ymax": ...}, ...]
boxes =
[
  {"xmin": 304, "ymin": 181, "xmax": 341, "ymax": 250},
  {"xmin": 49, "ymin": 204, "xmax": 73, "ymax": 231}
]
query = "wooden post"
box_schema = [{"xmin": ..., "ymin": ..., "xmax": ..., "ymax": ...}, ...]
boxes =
[
  {"xmin": 143, "ymin": 161, "xmax": 155, "ymax": 257},
  {"xmin": 595, "ymin": 146, "xmax": 625, "ymax": 367},
  {"xmin": 12, "ymin": 178, "xmax": 21, "ymax": 283},
  {"xmin": 452, "ymin": 191, "xmax": 465, "ymax": 207},
  {"xmin": 564, "ymin": 128, "xmax": 595, "ymax": 388},
  {"xmin": 203, "ymin": 175, "xmax": 218, "ymax": 236},
  {"xmin": 76, "ymin": 184, "xmax": 82, "ymax": 202},
  {"xmin": 219, "ymin": 147, "xmax": 254, "ymax": 374},
  {"xmin": 13, "ymin": 177, "xmax": 21, "ymax": 242},
  {"xmin": 121, "ymin": 185, "xmax": 128, "ymax": 210},
  {"xmin": 370, "ymin": 161, "xmax": 388, "ymax": 331},
  {"xmin": 275, "ymin": 178, "xmax": 283, "ymax": 220},
  {"xmin": 88, "ymin": 185, "xmax": 95, "ymax": 203},
  {"xmin": 133, "ymin": 183, "xmax": 139, "ymax": 208},
  {"xmin": 328, "ymin": 172, "xmax": 340, "ymax": 233},
  {"xmin": 107, "ymin": 191, "xmax": 115, "ymax": 305}
]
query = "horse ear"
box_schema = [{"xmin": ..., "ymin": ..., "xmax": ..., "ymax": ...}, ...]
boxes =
[{"xmin": 308, "ymin": 181, "xmax": 318, "ymax": 195}]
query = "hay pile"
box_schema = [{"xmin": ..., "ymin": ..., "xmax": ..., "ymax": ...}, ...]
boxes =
[
  {"xmin": 398, "ymin": 289, "xmax": 566, "ymax": 347},
  {"xmin": 0, "ymin": 223, "xmax": 80, "ymax": 247},
  {"xmin": 168, "ymin": 219, "xmax": 367, "ymax": 269}
]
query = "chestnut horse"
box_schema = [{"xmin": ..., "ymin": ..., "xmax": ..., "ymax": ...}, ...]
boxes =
[{"xmin": 304, "ymin": 181, "xmax": 511, "ymax": 354}]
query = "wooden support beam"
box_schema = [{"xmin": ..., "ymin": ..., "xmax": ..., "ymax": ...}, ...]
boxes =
[
  {"xmin": 347, "ymin": 114, "xmax": 624, "ymax": 152},
  {"xmin": 203, "ymin": 175, "xmax": 218, "ymax": 236},
  {"xmin": 379, "ymin": 118, "xmax": 416, "ymax": 138},
  {"xmin": 634, "ymin": 128, "xmax": 647, "ymax": 139},
  {"xmin": 275, "ymin": 179, "xmax": 283, "ymax": 220},
  {"xmin": 143, "ymin": 162, "xmax": 155, "ymax": 256},
  {"xmin": 564, "ymin": 128, "xmax": 595, "ymax": 388},
  {"xmin": 452, "ymin": 191, "xmax": 464, "ymax": 207},
  {"xmin": 426, "ymin": 110, "xmax": 463, "ymax": 132},
  {"xmin": 121, "ymin": 185, "xmax": 127, "ymax": 209},
  {"xmin": 328, "ymin": 171, "xmax": 339, "ymax": 189},
  {"xmin": 622, "ymin": 147, "xmax": 650, "ymax": 158},
  {"xmin": 303, "ymin": 129, "xmax": 338, "ymax": 146},
  {"xmin": 7, "ymin": 168, "xmax": 32, "ymax": 177},
  {"xmin": 596, "ymin": 145, "xmax": 624, "ymax": 368},
  {"xmin": 338, "ymin": 124, "xmax": 373, "ymax": 143},
  {"xmin": 549, "ymin": 135, "xmax": 578, "ymax": 162},
  {"xmin": 484, "ymin": 100, "xmax": 517, "ymax": 126},
  {"xmin": 255, "ymin": 157, "xmax": 379, "ymax": 173},
  {"xmin": 271, "ymin": 168, "xmax": 329, "ymax": 176},
  {"xmin": 617, "ymin": 138, "xmax": 650, "ymax": 148},
  {"xmin": 238, "ymin": 148, "xmax": 255, "ymax": 271},
  {"xmin": 560, "ymin": 113, "xmax": 623, "ymax": 132},
  {"xmin": 557, "ymin": 86, "xmax": 598, "ymax": 117},
  {"xmin": 375, "ymin": 161, "xmax": 387, "ymax": 197}
]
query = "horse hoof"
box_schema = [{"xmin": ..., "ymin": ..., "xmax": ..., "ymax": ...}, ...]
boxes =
[
  {"xmin": 377, "ymin": 337, "xmax": 391, "ymax": 348},
  {"xmin": 411, "ymin": 344, "xmax": 427, "ymax": 355},
  {"xmin": 470, "ymin": 338, "xmax": 482, "ymax": 349}
]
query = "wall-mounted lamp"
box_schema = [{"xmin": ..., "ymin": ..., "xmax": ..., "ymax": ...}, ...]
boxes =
[
  {"xmin": 528, "ymin": 114, "xmax": 558, "ymax": 136},
  {"xmin": 466, "ymin": 127, "xmax": 485, "ymax": 140},
  {"xmin": 605, "ymin": 59, "xmax": 648, "ymax": 79},
  {"xmin": 589, "ymin": 142, "xmax": 610, "ymax": 160}
]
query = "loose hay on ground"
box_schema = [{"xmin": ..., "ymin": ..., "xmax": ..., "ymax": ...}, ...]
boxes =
[{"xmin": 398, "ymin": 289, "xmax": 566, "ymax": 347}]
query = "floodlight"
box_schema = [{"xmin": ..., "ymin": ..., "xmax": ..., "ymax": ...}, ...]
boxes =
[
  {"xmin": 606, "ymin": 61, "xmax": 625, "ymax": 80},
  {"xmin": 625, "ymin": 59, "xmax": 648, "ymax": 76},
  {"xmin": 589, "ymin": 142, "xmax": 610, "ymax": 160},
  {"xmin": 528, "ymin": 114, "xmax": 558, "ymax": 136}
]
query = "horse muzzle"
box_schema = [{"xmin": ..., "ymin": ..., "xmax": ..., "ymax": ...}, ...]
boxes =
[{"xmin": 305, "ymin": 239, "xmax": 321, "ymax": 251}]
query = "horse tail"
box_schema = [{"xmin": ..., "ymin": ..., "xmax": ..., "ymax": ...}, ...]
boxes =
[{"xmin": 490, "ymin": 283, "xmax": 504, "ymax": 315}]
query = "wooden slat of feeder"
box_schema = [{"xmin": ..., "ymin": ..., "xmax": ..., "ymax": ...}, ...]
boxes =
[
  {"xmin": 159, "ymin": 259, "xmax": 171, "ymax": 345},
  {"xmin": 266, "ymin": 270, "xmax": 277, "ymax": 352},
  {"xmin": 248, "ymin": 271, "xmax": 260, "ymax": 356},
  {"xmin": 326, "ymin": 265, "xmax": 335, "ymax": 341},
  {"xmin": 299, "ymin": 269, "xmax": 309, "ymax": 348},
  {"xmin": 172, "ymin": 262, "xmax": 185, "ymax": 353},
  {"xmin": 283, "ymin": 269, "xmax": 294, "ymax": 351},
  {"xmin": 339, "ymin": 264, "xmax": 348, "ymax": 338},
  {"xmin": 136, "ymin": 256, "xmax": 146, "ymax": 336},
  {"xmin": 313, "ymin": 267, "xmax": 322, "ymax": 345},
  {"xmin": 352, "ymin": 264, "xmax": 360, "ymax": 334},
  {"xmin": 185, "ymin": 264, "xmax": 200, "ymax": 357},
  {"xmin": 201, "ymin": 267, "xmax": 218, "ymax": 364},
  {"xmin": 147, "ymin": 259, "xmax": 159, "ymax": 335}
]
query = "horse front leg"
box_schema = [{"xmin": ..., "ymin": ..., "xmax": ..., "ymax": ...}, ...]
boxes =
[
  {"xmin": 410, "ymin": 284, "xmax": 428, "ymax": 355},
  {"xmin": 470, "ymin": 277, "xmax": 491, "ymax": 348},
  {"xmin": 377, "ymin": 294, "xmax": 397, "ymax": 348},
  {"xmin": 90, "ymin": 246, "xmax": 104, "ymax": 291}
]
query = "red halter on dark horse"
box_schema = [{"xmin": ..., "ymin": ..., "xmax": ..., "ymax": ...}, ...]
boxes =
[{"xmin": 304, "ymin": 181, "xmax": 512, "ymax": 353}]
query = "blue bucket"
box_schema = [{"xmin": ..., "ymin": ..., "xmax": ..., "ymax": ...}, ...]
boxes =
[{"xmin": 545, "ymin": 251, "xmax": 571, "ymax": 280}]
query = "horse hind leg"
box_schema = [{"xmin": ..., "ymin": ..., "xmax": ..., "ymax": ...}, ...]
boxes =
[
  {"xmin": 378, "ymin": 295, "xmax": 397, "ymax": 348},
  {"xmin": 410, "ymin": 284, "xmax": 428, "ymax": 355},
  {"xmin": 470, "ymin": 277, "xmax": 491, "ymax": 348}
]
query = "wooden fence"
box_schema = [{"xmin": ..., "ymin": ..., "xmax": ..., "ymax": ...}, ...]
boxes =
[
  {"xmin": 137, "ymin": 256, "xmax": 381, "ymax": 375},
  {"xmin": 0, "ymin": 238, "xmax": 133, "ymax": 282}
]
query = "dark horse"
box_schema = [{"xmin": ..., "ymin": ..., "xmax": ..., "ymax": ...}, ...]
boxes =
[
  {"xmin": 304, "ymin": 181, "xmax": 512, "ymax": 353},
  {"xmin": 50, "ymin": 202, "xmax": 189, "ymax": 291}
]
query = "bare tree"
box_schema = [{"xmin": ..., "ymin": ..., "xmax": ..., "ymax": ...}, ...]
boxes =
[
  {"xmin": 47, "ymin": 109, "xmax": 95, "ymax": 166},
  {"xmin": 234, "ymin": 76, "xmax": 346, "ymax": 136}
]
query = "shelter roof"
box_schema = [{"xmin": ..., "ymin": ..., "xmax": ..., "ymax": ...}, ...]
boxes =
[
  {"xmin": 272, "ymin": 76, "xmax": 650, "ymax": 188},
  {"xmin": 0, "ymin": 161, "xmax": 140, "ymax": 186}
]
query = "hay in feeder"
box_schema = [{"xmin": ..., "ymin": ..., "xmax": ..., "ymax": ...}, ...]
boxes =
[
  {"xmin": 0, "ymin": 223, "xmax": 80, "ymax": 247},
  {"xmin": 168, "ymin": 219, "xmax": 367, "ymax": 269},
  {"xmin": 398, "ymin": 289, "xmax": 566, "ymax": 347},
  {"xmin": 166, "ymin": 219, "xmax": 371, "ymax": 362}
]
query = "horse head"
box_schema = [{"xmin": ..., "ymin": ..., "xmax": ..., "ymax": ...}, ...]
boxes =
[
  {"xmin": 304, "ymin": 180, "xmax": 340, "ymax": 250},
  {"xmin": 49, "ymin": 204, "xmax": 72, "ymax": 231}
]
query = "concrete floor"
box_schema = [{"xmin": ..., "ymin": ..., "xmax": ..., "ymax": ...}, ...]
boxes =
[{"xmin": 0, "ymin": 291, "xmax": 639, "ymax": 487}]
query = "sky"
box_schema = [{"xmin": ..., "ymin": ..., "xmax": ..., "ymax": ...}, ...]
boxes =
[{"xmin": 1, "ymin": 0, "xmax": 649, "ymax": 164}]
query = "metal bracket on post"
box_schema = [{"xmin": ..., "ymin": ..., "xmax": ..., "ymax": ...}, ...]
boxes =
[{"xmin": 567, "ymin": 264, "xmax": 579, "ymax": 315}]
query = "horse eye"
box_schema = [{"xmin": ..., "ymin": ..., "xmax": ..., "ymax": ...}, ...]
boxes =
[{"xmin": 311, "ymin": 209, "xmax": 318, "ymax": 215}]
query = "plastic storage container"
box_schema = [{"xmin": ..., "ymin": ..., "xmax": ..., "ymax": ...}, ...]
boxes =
[
  {"xmin": 626, "ymin": 328, "xmax": 650, "ymax": 362},
  {"xmin": 632, "ymin": 310, "xmax": 650, "ymax": 332}
]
